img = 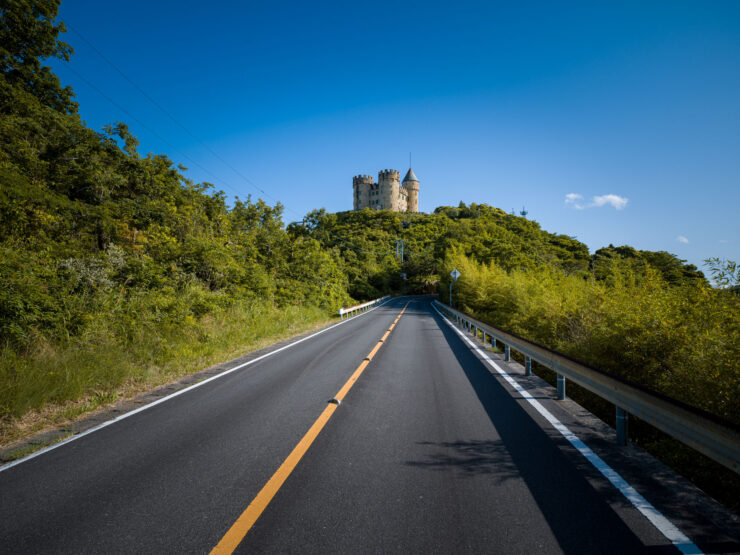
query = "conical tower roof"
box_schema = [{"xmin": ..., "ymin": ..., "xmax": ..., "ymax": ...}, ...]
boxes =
[{"xmin": 403, "ymin": 168, "xmax": 418, "ymax": 183}]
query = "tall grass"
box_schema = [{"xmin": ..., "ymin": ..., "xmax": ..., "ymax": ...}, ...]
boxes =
[
  {"xmin": 443, "ymin": 252, "xmax": 740, "ymax": 512},
  {"xmin": 0, "ymin": 289, "xmax": 331, "ymax": 443},
  {"xmin": 446, "ymin": 253, "xmax": 739, "ymax": 423}
]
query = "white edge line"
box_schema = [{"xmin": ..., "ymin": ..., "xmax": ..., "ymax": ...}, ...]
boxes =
[
  {"xmin": 431, "ymin": 303, "xmax": 702, "ymax": 555},
  {"xmin": 0, "ymin": 297, "xmax": 397, "ymax": 473}
]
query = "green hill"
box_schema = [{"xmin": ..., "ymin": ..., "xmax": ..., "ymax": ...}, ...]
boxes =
[{"xmin": 290, "ymin": 205, "xmax": 706, "ymax": 300}]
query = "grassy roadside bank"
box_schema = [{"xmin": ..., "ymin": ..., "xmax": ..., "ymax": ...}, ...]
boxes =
[
  {"xmin": 0, "ymin": 301, "xmax": 333, "ymax": 447},
  {"xmin": 441, "ymin": 254, "xmax": 740, "ymax": 514}
]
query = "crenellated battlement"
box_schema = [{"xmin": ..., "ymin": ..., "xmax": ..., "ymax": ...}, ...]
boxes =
[{"xmin": 353, "ymin": 174, "xmax": 374, "ymax": 186}]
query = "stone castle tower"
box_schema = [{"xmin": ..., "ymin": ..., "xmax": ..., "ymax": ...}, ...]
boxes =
[{"xmin": 352, "ymin": 168, "xmax": 419, "ymax": 212}]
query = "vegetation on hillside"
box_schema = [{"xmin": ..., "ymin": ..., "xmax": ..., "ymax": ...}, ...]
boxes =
[
  {"xmin": 295, "ymin": 205, "xmax": 736, "ymax": 420},
  {"xmin": 0, "ymin": 0, "xmax": 350, "ymax": 437}
]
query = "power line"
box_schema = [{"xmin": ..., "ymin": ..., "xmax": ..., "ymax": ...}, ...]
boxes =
[
  {"xmin": 63, "ymin": 26, "xmax": 395, "ymax": 256},
  {"xmin": 61, "ymin": 64, "xmax": 244, "ymax": 198},
  {"xmin": 64, "ymin": 64, "xmax": 395, "ymax": 256},
  {"xmin": 67, "ymin": 24, "xmax": 286, "ymax": 211}
]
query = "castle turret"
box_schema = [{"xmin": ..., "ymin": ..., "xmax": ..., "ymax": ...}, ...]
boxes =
[
  {"xmin": 402, "ymin": 168, "xmax": 419, "ymax": 213},
  {"xmin": 378, "ymin": 169, "xmax": 400, "ymax": 210},
  {"xmin": 353, "ymin": 174, "xmax": 373, "ymax": 210}
]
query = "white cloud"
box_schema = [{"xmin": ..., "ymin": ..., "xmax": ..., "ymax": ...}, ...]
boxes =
[
  {"xmin": 719, "ymin": 239, "xmax": 729, "ymax": 244},
  {"xmin": 676, "ymin": 235, "xmax": 689, "ymax": 244},
  {"xmin": 565, "ymin": 193, "xmax": 628, "ymax": 211},
  {"xmin": 564, "ymin": 193, "xmax": 586, "ymax": 210},
  {"xmin": 592, "ymin": 194, "xmax": 629, "ymax": 210}
]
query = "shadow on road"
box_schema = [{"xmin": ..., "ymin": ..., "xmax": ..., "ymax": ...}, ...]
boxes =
[
  {"xmin": 406, "ymin": 439, "xmax": 522, "ymax": 484},
  {"xmin": 408, "ymin": 302, "xmax": 677, "ymax": 554}
]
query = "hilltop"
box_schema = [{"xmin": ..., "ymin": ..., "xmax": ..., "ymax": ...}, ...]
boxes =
[{"xmin": 289, "ymin": 205, "xmax": 705, "ymax": 300}]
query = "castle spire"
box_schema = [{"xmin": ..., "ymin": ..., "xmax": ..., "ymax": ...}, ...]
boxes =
[{"xmin": 402, "ymin": 168, "xmax": 418, "ymax": 183}]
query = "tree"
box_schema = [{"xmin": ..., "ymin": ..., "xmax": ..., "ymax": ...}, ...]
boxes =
[
  {"xmin": 0, "ymin": 0, "xmax": 76, "ymax": 113},
  {"xmin": 704, "ymin": 258, "xmax": 740, "ymax": 290}
]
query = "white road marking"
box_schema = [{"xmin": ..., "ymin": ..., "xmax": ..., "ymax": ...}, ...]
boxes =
[
  {"xmin": 432, "ymin": 303, "xmax": 702, "ymax": 555},
  {"xmin": 0, "ymin": 298, "xmax": 397, "ymax": 473}
]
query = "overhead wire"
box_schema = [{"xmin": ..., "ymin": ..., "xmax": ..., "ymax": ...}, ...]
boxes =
[
  {"xmin": 66, "ymin": 24, "xmax": 283, "ymax": 209},
  {"xmin": 62, "ymin": 25, "xmax": 396, "ymax": 256},
  {"xmin": 60, "ymin": 64, "xmax": 244, "ymax": 199}
]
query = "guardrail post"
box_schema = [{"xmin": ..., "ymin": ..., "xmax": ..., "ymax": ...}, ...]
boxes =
[
  {"xmin": 491, "ymin": 336, "xmax": 496, "ymax": 348},
  {"xmin": 616, "ymin": 407, "xmax": 629, "ymax": 445},
  {"xmin": 525, "ymin": 356, "xmax": 532, "ymax": 376},
  {"xmin": 504, "ymin": 345, "xmax": 510, "ymax": 361},
  {"xmin": 557, "ymin": 375, "xmax": 566, "ymax": 400}
]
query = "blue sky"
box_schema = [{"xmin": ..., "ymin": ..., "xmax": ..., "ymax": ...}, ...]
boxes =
[{"xmin": 49, "ymin": 1, "xmax": 740, "ymax": 271}]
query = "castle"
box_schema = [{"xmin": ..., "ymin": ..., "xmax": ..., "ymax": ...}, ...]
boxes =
[{"xmin": 352, "ymin": 168, "xmax": 419, "ymax": 212}]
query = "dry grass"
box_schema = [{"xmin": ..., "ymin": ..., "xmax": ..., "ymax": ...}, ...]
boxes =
[{"xmin": 0, "ymin": 301, "xmax": 333, "ymax": 446}]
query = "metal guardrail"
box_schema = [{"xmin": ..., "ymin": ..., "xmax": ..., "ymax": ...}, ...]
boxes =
[
  {"xmin": 338, "ymin": 296, "xmax": 390, "ymax": 319},
  {"xmin": 433, "ymin": 300, "xmax": 740, "ymax": 474}
]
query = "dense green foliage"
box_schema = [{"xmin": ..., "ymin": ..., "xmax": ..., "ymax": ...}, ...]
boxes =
[
  {"xmin": 437, "ymin": 253, "xmax": 738, "ymax": 423},
  {"xmin": 293, "ymin": 204, "xmax": 737, "ymax": 423},
  {"xmin": 0, "ymin": 0, "xmax": 350, "ymax": 430},
  {"xmin": 293, "ymin": 203, "xmax": 705, "ymax": 297}
]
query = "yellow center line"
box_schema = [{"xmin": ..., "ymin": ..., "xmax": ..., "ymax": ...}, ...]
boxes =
[{"xmin": 210, "ymin": 301, "xmax": 411, "ymax": 554}]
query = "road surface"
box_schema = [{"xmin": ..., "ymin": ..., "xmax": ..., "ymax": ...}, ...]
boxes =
[{"xmin": 1, "ymin": 297, "xmax": 737, "ymax": 553}]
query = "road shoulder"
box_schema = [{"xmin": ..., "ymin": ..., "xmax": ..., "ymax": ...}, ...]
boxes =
[{"xmin": 0, "ymin": 317, "xmax": 338, "ymax": 464}]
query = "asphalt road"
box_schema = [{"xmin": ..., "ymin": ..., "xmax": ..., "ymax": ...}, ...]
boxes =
[{"xmin": 1, "ymin": 297, "xmax": 737, "ymax": 553}]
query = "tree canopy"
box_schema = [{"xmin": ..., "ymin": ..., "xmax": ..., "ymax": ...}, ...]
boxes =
[{"xmin": 0, "ymin": 0, "xmax": 76, "ymax": 113}]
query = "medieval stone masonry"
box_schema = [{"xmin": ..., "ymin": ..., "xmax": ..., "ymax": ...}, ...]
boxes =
[{"xmin": 352, "ymin": 168, "xmax": 419, "ymax": 212}]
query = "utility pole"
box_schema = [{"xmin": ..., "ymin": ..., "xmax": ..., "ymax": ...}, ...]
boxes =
[
  {"xmin": 396, "ymin": 239, "xmax": 406, "ymax": 295},
  {"xmin": 395, "ymin": 239, "xmax": 404, "ymax": 261}
]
